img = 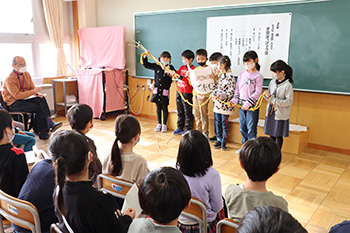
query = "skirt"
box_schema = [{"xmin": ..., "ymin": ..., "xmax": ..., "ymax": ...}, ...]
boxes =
[
  {"xmin": 178, "ymin": 208, "xmax": 225, "ymax": 233},
  {"xmin": 264, "ymin": 104, "xmax": 289, "ymax": 137}
]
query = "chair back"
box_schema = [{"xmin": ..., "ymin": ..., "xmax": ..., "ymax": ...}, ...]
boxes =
[
  {"xmin": 0, "ymin": 190, "xmax": 41, "ymax": 233},
  {"xmin": 50, "ymin": 223, "xmax": 64, "ymax": 233},
  {"xmin": 216, "ymin": 218, "xmax": 239, "ymax": 233},
  {"xmin": 97, "ymin": 174, "xmax": 133, "ymax": 199},
  {"xmin": 0, "ymin": 91, "xmax": 10, "ymax": 111},
  {"xmin": 181, "ymin": 197, "xmax": 208, "ymax": 233}
]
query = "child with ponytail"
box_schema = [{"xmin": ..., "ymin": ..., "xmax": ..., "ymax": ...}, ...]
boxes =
[
  {"xmin": 102, "ymin": 114, "xmax": 149, "ymax": 185},
  {"xmin": 264, "ymin": 60, "xmax": 293, "ymax": 150},
  {"xmin": 50, "ymin": 130, "xmax": 135, "ymax": 232}
]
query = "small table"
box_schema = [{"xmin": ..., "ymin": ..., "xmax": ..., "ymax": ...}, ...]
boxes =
[{"xmin": 52, "ymin": 79, "xmax": 79, "ymax": 116}]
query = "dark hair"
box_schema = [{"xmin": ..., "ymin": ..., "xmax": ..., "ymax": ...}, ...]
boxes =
[
  {"xmin": 67, "ymin": 104, "xmax": 93, "ymax": 131},
  {"xmin": 270, "ymin": 60, "xmax": 294, "ymax": 84},
  {"xmin": 0, "ymin": 110, "xmax": 13, "ymax": 140},
  {"xmin": 176, "ymin": 130, "xmax": 213, "ymax": 177},
  {"xmin": 195, "ymin": 49, "xmax": 208, "ymax": 58},
  {"xmin": 243, "ymin": 50, "xmax": 261, "ymax": 71},
  {"xmin": 218, "ymin": 55, "xmax": 231, "ymax": 71},
  {"xmin": 139, "ymin": 167, "xmax": 191, "ymax": 224},
  {"xmin": 49, "ymin": 130, "xmax": 90, "ymax": 216},
  {"xmin": 209, "ymin": 52, "xmax": 223, "ymax": 61},
  {"xmin": 159, "ymin": 51, "xmax": 171, "ymax": 61},
  {"xmin": 239, "ymin": 137, "xmax": 281, "ymax": 182},
  {"xmin": 237, "ymin": 206, "xmax": 307, "ymax": 233},
  {"xmin": 181, "ymin": 49, "xmax": 195, "ymax": 60},
  {"xmin": 111, "ymin": 114, "xmax": 141, "ymax": 176}
]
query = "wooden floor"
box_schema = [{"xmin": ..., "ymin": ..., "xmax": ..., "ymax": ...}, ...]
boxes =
[{"xmin": 38, "ymin": 114, "xmax": 350, "ymax": 233}]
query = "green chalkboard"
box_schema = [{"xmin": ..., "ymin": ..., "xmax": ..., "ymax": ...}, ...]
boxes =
[{"xmin": 134, "ymin": 0, "xmax": 350, "ymax": 94}]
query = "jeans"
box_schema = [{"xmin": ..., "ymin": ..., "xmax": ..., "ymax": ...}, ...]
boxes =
[
  {"xmin": 214, "ymin": 112, "xmax": 230, "ymax": 144},
  {"xmin": 239, "ymin": 108, "xmax": 260, "ymax": 144},
  {"xmin": 13, "ymin": 131, "xmax": 36, "ymax": 152}
]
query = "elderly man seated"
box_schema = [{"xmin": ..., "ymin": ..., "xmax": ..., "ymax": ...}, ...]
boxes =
[{"xmin": 1, "ymin": 56, "xmax": 62, "ymax": 139}]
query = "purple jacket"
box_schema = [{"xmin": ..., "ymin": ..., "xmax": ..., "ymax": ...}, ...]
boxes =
[{"xmin": 231, "ymin": 70, "xmax": 263, "ymax": 109}]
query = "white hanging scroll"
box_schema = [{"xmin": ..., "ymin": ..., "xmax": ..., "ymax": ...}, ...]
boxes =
[
  {"xmin": 207, "ymin": 13, "xmax": 292, "ymax": 77},
  {"xmin": 188, "ymin": 66, "xmax": 215, "ymax": 95}
]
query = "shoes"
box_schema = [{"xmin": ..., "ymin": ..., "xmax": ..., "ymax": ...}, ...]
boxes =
[
  {"xmin": 50, "ymin": 122, "xmax": 62, "ymax": 133},
  {"xmin": 209, "ymin": 136, "xmax": 217, "ymax": 142},
  {"xmin": 155, "ymin": 124, "xmax": 162, "ymax": 132},
  {"xmin": 39, "ymin": 132, "xmax": 50, "ymax": 140},
  {"xmin": 161, "ymin": 124, "xmax": 167, "ymax": 133},
  {"xmin": 213, "ymin": 141, "xmax": 221, "ymax": 149},
  {"xmin": 221, "ymin": 143, "xmax": 227, "ymax": 151},
  {"xmin": 202, "ymin": 132, "xmax": 208, "ymax": 139},
  {"xmin": 173, "ymin": 128, "xmax": 184, "ymax": 135},
  {"xmin": 236, "ymin": 148, "xmax": 241, "ymax": 154}
]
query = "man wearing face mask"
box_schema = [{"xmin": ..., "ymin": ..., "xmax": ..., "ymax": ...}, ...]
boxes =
[
  {"xmin": 0, "ymin": 110, "xmax": 29, "ymax": 198},
  {"xmin": 2, "ymin": 56, "xmax": 62, "ymax": 140}
]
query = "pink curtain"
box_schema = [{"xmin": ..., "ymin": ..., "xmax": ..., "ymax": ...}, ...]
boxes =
[
  {"xmin": 77, "ymin": 68, "xmax": 124, "ymax": 118},
  {"xmin": 78, "ymin": 26, "xmax": 126, "ymax": 69}
]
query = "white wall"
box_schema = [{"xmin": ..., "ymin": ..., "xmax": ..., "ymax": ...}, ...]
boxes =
[{"xmin": 95, "ymin": 0, "xmax": 289, "ymax": 75}]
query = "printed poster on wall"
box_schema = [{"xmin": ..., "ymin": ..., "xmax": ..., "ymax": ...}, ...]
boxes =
[{"xmin": 207, "ymin": 13, "xmax": 292, "ymax": 78}]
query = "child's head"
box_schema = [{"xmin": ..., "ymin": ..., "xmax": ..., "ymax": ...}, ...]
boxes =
[
  {"xmin": 176, "ymin": 130, "xmax": 213, "ymax": 177},
  {"xmin": 159, "ymin": 51, "xmax": 171, "ymax": 65},
  {"xmin": 67, "ymin": 104, "xmax": 93, "ymax": 133},
  {"xmin": 270, "ymin": 60, "xmax": 294, "ymax": 84},
  {"xmin": 243, "ymin": 50, "xmax": 261, "ymax": 71},
  {"xmin": 218, "ymin": 55, "xmax": 231, "ymax": 72},
  {"xmin": 239, "ymin": 136, "xmax": 281, "ymax": 182},
  {"xmin": 195, "ymin": 49, "xmax": 208, "ymax": 66},
  {"xmin": 237, "ymin": 206, "xmax": 307, "ymax": 233},
  {"xmin": 111, "ymin": 114, "xmax": 141, "ymax": 176},
  {"xmin": 0, "ymin": 110, "xmax": 13, "ymax": 142},
  {"xmin": 49, "ymin": 130, "xmax": 90, "ymax": 216},
  {"xmin": 209, "ymin": 52, "xmax": 223, "ymax": 65},
  {"xmin": 181, "ymin": 49, "xmax": 195, "ymax": 66},
  {"xmin": 139, "ymin": 167, "xmax": 191, "ymax": 224}
]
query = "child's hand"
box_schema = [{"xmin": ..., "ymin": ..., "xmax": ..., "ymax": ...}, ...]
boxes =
[
  {"xmin": 264, "ymin": 91, "xmax": 271, "ymax": 98},
  {"xmin": 210, "ymin": 73, "xmax": 215, "ymax": 79},
  {"xmin": 186, "ymin": 71, "xmax": 190, "ymax": 77},
  {"xmin": 124, "ymin": 208, "xmax": 136, "ymax": 219},
  {"xmin": 215, "ymin": 69, "xmax": 220, "ymax": 76}
]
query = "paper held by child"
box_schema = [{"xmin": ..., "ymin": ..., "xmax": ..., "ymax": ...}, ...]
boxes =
[
  {"xmin": 188, "ymin": 66, "xmax": 215, "ymax": 95},
  {"xmin": 121, "ymin": 184, "xmax": 142, "ymax": 218}
]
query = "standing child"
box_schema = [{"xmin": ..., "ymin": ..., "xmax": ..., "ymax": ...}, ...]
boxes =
[
  {"xmin": 128, "ymin": 167, "xmax": 191, "ymax": 233},
  {"xmin": 193, "ymin": 49, "xmax": 210, "ymax": 137},
  {"xmin": 172, "ymin": 50, "xmax": 196, "ymax": 135},
  {"xmin": 177, "ymin": 130, "xmax": 224, "ymax": 233},
  {"xmin": 143, "ymin": 51, "xmax": 176, "ymax": 133},
  {"xmin": 210, "ymin": 56, "xmax": 235, "ymax": 151},
  {"xmin": 225, "ymin": 137, "xmax": 288, "ymax": 222},
  {"xmin": 208, "ymin": 52, "xmax": 222, "ymax": 142},
  {"xmin": 264, "ymin": 60, "xmax": 293, "ymax": 150},
  {"xmin": 230, "ymin": 50, "xmax": 263, "ymax": 153},
  {"xmin": 102, "ymin": 114, "xmax": 150, "ymax": 186}
]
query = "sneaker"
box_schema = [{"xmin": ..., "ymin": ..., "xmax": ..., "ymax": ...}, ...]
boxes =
[
  {"xmin": 50, "ymin": 122, "xmax": 63, "ymax": 133},
  {"xmin": 209, "ymin": 136, "xmax": 217, "ymax": 142},
  {"xmin": 213, "ymin": 141, "xmax": 221, "ymax": 149},
  {"xmin": 161, "ymin": 124, "xmax": 167, "ymax": 133},
  {"xmin": 236, "ymin": 148, "xmax": 241, "ymax": 154},
  {"xmin": 221, "ymin": 143, "xmax": 227, "ymax": 151},
  {"xmin": 155, "ymin": 124, "xmax": 162, "ymax": 132},
  {"xmin": 39, "ymin": 132, "xmax": 50, "ymax": 140},
  {"xmin": 173, "ymin": 128, "xmax": 184, "ymax": 135}
]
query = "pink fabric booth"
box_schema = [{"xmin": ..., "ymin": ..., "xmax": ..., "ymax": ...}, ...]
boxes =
[{"xmin": 77, "ymin": 26, "xmax": 126, "ymax": 118}]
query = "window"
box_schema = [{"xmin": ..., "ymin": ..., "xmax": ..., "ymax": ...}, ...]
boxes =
[{"xmin": 0, "ymin": 0, "xmax": 74, "ymax": 81}]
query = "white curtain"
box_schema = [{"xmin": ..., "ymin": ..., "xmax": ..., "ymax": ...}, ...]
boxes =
[{"xmin": 42, "ymin": 0, "xmax": 67, "ymax": 75}]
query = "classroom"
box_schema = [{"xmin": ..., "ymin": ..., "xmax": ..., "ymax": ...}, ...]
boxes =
[{"xmin": 0, "ymin": 0, "xmax": 349, "ymax": 232}]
